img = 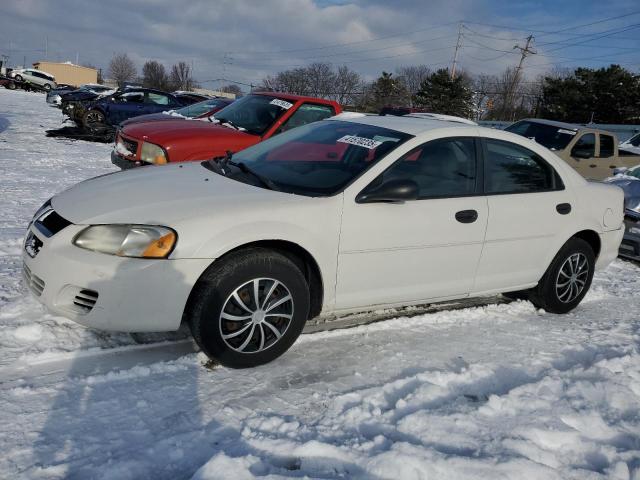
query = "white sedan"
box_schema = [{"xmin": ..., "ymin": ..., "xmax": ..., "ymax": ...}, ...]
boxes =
[{"xmin": 23, "ymin": 114, "xmax": 624, "ymax": 368}]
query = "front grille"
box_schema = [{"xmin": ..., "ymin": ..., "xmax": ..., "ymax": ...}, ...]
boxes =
[
  {"xmin": 121, "ymin": 136, "xmax": 138, "ymax": 156},
  {"xmin": 23, "ymin": 264, "xmax": 45, "ymax": 296},
  {"xmin": 34, "ymin": 210, "xmax": 71, "ymax": 238},
  {"xmin": 73, "ymin": 289, "xmax": 99, "ymax": 314}
]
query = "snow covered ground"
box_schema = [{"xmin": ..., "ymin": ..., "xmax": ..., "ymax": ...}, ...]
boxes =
[{"xmin": 1, "ymin": 88, "xmax": 639, "ymax": 479}]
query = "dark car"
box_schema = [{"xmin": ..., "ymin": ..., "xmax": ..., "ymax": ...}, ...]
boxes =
[
  {"xmin": 80, "ymin": 88, "xmax": 185, "ymax": 132},
  {"xmin": 172, "ymin": 91, "xmax": 211, "ymax": 105},
  {"xmin": 0, "ymin": 75, "xmax": 17, "ymax": 90},
  {"xmin": 605, "ymin": 165, "xmax": 640, "ymax": 261},
  {"xmin": 48, "ymin": 84, "xmax": 112, "ymax": 107},
  {"xmin": 61, "ymin": 87, "xmax": 116, "ymax": 125},
  {"xmin": 120, "ymin": 97, "xmax": 233, "ymax": 128}
]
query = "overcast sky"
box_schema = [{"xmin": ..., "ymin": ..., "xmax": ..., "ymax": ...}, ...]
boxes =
[{"xmin": 1, "ymin": 0, "xmax": 638, "ymax": 90}]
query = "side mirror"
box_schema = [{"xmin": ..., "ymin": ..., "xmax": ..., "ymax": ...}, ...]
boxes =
[
  {"xmin": 571, "ymin": 149, "xmax": 592, "ymax": 159},
  {"xmin": 613, "ymin": 167, "xmax": 628, "ymax": 176},
  {"xmin": 356, "ymin": 179, "xmax": 419, "ymax": 204}
]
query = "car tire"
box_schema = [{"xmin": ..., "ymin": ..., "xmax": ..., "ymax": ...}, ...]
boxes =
[
  {"xmin": 14, "ymin": 74, "xmax": 23, "ymax": 82},
  {"xmin": 7, "ymin": 82, "xmax": 16, "ymax": 90},
  {"xmin": 43, "ymin": 83, "xmax": 51, "ymax": 91},
  {"xmin": 529, "ymin": 237, "xmax": 595, "ymax": 314},
  {"xmin": 186, "ymin": 248, "xmax": 310, "ymax": 368},
  {"xmin": 83, "ymin": 109, "xmax": 106, "ymax": 133}
]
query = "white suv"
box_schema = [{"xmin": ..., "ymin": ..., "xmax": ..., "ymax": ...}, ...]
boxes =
[
  {"xmin": 23, "ymin": 115, "xmax": 624, "ymax": 368},
  {"xmin": 10, "ymin": 68, "xmax": 56, "ymax": 90}
]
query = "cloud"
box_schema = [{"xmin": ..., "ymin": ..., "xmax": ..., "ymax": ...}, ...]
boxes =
[{"xmin": 0, "ymin": 0, "xmax": 635, "ymax": 90}]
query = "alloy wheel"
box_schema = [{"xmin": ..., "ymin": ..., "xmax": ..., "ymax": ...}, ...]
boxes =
[
  {"xmin": 555, "ymin": 252, "xmax": 589, "ymax": 303},
  {"xmin": 219, "ymin": 278, "xmax": 294, "ymax": 354}
]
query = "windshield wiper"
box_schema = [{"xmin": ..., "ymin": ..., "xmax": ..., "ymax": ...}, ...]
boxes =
[
  {"xmin": 219, "ymin": 151, "xmax": 279, "ymax": 191},
  {"xmin": 216, "ymin": 117, "xmax": 242, "ymax": 130}
]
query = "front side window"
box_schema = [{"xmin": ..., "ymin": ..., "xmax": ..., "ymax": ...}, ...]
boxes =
[
  {"xmin": 375, "ymin": 137, "xmax": 477, "ymax": 198},
  {"xmin": 571, "ymin": 133, "xmax": 596, "ymax": 158},
  {"xmin": 213, "ymin": 95, "xmax": 296, "ymax": 135},
  {"xmin": 599, "ymin": 134, "xmax": 614, "ymax": 157},
  {"xmin": 116, "ymin": 92, "xmax": 144, "ymax": 103},
  {"xmin": 485, "ymin": 139, "xmax": 562, "ymax": 194},
  {"xmin": 276, "ymin": 103, "xmax": 336, "ymax": 134},
  {"xmin": 209, "ymin": 120, "xmax": 412, "ymax": 196}
]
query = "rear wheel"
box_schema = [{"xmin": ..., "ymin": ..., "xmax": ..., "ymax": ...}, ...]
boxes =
[
  {"xmin": 529, "ymin": 238, "xmax": 595, "ymax": 314},
  {"xmin": 187, "ymin": 248, "xmax": 310, "ymax": 368},
  {"xmin": 43, "ymin": 83, "xmax": 52, "ymax": 91},
  {"xmin": 83, "ymin": 109, "xmax": 107, "ymax": 133}
]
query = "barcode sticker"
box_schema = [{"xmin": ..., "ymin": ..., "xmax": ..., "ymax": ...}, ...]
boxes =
[
  {"xmin": 270, "ymin": 99, "xmax": 294, "ymax": 110},
  {"xmin": 337, "ymin": 135, "xmax": 382, "ymax": 149}
]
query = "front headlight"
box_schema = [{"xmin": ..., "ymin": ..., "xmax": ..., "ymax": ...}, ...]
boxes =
[
  {"xmin": 140, "ymin": 141, "xmax": 168, "ymax": 165},
  {"xmin": 73, "ymin": 225, "xmax": 176, "ymax": 258}
]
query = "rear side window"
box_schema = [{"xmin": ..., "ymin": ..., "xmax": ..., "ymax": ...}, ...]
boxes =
[
  {"xmin": 571, "ymin": 133, "xmax": 595, "ymax": 158},
  {"xmin": 147, "ymin": 93, "xmax": 170, "ymax": 105},
  {"xmin": 378, "ymin": 137, "xmax": 477, "ymax": 198},
  {"xmin": 599, "ymin": 134, "xmax": 614, "ymax": 157},
  {"xmin": 484, "ymin": 139, "xmax": 562, "ymax": 194}
]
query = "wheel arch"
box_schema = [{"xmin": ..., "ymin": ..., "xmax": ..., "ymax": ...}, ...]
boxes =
[
  {"xmin": 572, "ymin": 229, "xmax": 601, "ymax": 258},
  {"xmin": 187, "ymin": 239, "xmax": 324, "ymax": 321}
]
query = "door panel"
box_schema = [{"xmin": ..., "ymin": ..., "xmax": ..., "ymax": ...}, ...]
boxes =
[
  {"xmin": 337, "ymin": 197, "xmax": 488, "ymax": 309},
  {"xmin": 474, "ymin": 138, "xmax": 572, "ymax": 293}
]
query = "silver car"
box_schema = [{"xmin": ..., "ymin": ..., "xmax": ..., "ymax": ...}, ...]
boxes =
[
  {"xmin": 9, "ymin": 68, "xmax": 57, "ymax": 90},
  {"xmin": 605, "ymin": 165, "xmax": 640, "ymax": 261}
]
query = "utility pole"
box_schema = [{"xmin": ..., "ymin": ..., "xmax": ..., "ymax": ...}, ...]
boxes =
[
  {"xmin": 507, "ymin": 35, "xmax": 536, "ymax": 120},
  {"xmin": 451, "ymin": 22, "xmax": 463, "ymax": 80}
]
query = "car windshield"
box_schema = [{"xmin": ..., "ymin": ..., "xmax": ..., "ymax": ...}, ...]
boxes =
[
  {"xmin": 505, "ymin": 121, "xmax": 576, "ymax": 151},
  {"xmin": 175, "ymin": 99, "xmax": 229, "ymax": 118},
  {"xmin": 625, "ymin": 133, "xmax": 640, "ymax": 147},
  {"xmin": 213, "ymin": 95, "xmax": 294, "ymax": 135},
  {"xmin": 208, "ymin": 120, "xmax": 413, "ymax": 196}
]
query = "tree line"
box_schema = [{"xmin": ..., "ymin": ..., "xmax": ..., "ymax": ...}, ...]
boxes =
[
  {"xmin": 258, "ymin": 62, "xmax": 640, "ymax": 124},
  {"xmin": 108, "ymin": 53, "xmax": 200, "ymax": 92}
]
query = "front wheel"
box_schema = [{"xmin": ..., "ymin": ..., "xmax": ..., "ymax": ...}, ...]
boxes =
[
  {"xmin": 14, "ymin": 74, "xmax": 23, "ymax": 82},
  {"xmin": 43, "ymin": 83, "xmax": 52, "ymax": 91},
  {"xmin": 83, "ymin": 109, "xmax": 107, "ymax": 133},
  {"xmin": 529, "ymin": 238, "xmax": 595, "ymax": 314},
  {"xmin": 187, "ymin": 248, "xmax": 310, "ymax": 368}
]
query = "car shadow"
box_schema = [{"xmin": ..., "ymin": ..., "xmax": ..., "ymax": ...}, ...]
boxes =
[{"xmin": 0, "ymin": 114, "xmax": 10, "ymax": 134}]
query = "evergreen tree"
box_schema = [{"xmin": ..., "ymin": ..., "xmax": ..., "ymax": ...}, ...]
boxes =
[{"xmin": 413, "ymin": 69, "xmax": 473, "ymax": 118}]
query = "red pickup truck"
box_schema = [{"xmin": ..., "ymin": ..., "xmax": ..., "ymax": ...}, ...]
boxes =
[{"xmin": 111, "ymin": 92, "xmax": 342, "ymax": 169}]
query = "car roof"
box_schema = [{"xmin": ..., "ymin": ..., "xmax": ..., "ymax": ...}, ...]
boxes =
[
  {"xmin": 328, "ymin": 113, "xmax": 475, "ymax": 135},
  {"xmin": 252, "ymin": 91, "xmax": 339, "ymax": 106},
  {"xmin": 515, "ymin": 118, "xmax": 580, "ymax": 131}
]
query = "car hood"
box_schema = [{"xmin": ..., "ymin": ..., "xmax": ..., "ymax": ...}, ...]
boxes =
[
  {"xmin": 51, "ymin": 162, "xmax": 294, "ymax": 226},
  {"xmin": 62, "ymin": 90, "xmax": 101, "ymax": 102},
  {"xmin": 605, "ymin": 176, "xmax": 640, "ymax": 206},
  {"xmin": 121, "ymin": 119, "xmax": 255, "ymax": 144}
]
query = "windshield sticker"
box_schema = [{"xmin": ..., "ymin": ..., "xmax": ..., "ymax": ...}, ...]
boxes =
[
  {"xmin": 270, "ymin": 99, "xmax": 294, "ymax": 110},
  {"xmin": 558, "ymin": 128, "xmax": 577, "ymax": 135},
  {"xmin": 337, "ymin": 135, "xmax": 382, "ymax": 150}
]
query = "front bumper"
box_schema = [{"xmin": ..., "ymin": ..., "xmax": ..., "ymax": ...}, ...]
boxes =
[
  {"xmin": 111, "ymin": 150, "xmax": 141, "ymax": 170},
  {"xmin": 22, "ymin": 220, "xmax": 212, "ymax": 332}
]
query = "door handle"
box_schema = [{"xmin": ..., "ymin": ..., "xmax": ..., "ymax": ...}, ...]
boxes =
[
  {"xmin": 589, "ymin": 164, "xmax": 596, "ymax": 168},
  {"xmin": 455, "ymin": 210, "xmax": 478, "ymax": 223},
  {"xmin": 556, "ymin": 203, "xmax": 571, "ymax": 215}
]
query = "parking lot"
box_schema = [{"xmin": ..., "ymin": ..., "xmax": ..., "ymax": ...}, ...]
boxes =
[{"xmin": 1, "ymin": 88, "xmax": 639, "ymax": 479}]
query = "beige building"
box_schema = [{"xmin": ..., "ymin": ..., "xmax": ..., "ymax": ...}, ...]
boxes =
[{"xmin": 32, "ymin": 61, "xmax": 98, "ymax": 87}]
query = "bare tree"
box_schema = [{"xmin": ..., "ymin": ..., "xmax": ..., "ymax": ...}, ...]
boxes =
[
  {"xmin": 220, "ymin": 84, "xmax": 242, "ymax": 96},
  {"xmin": 396, "ymin": 65, "xmax": 431, "ymax": 104},
  {"xmin": 169, "ymin": 61, "xmax": 195, "ymax": 91},
  {"xmin": 142, "ymin": 61, "xmax": 169, "ymax": 90},
  {"xmin": 333, "ymin": 65, "xmax": 362, "ymax": 105},
  {"xmin": 305, "ymin": 62, "xmax": 335, "ymax": 98},
  {"xmin": 259, "ymin": 68, "xmax": 309, "ymax": 95},
  {"xmin": 109, "ymin": 53, "xmax": 136, "ymax": 88}
]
